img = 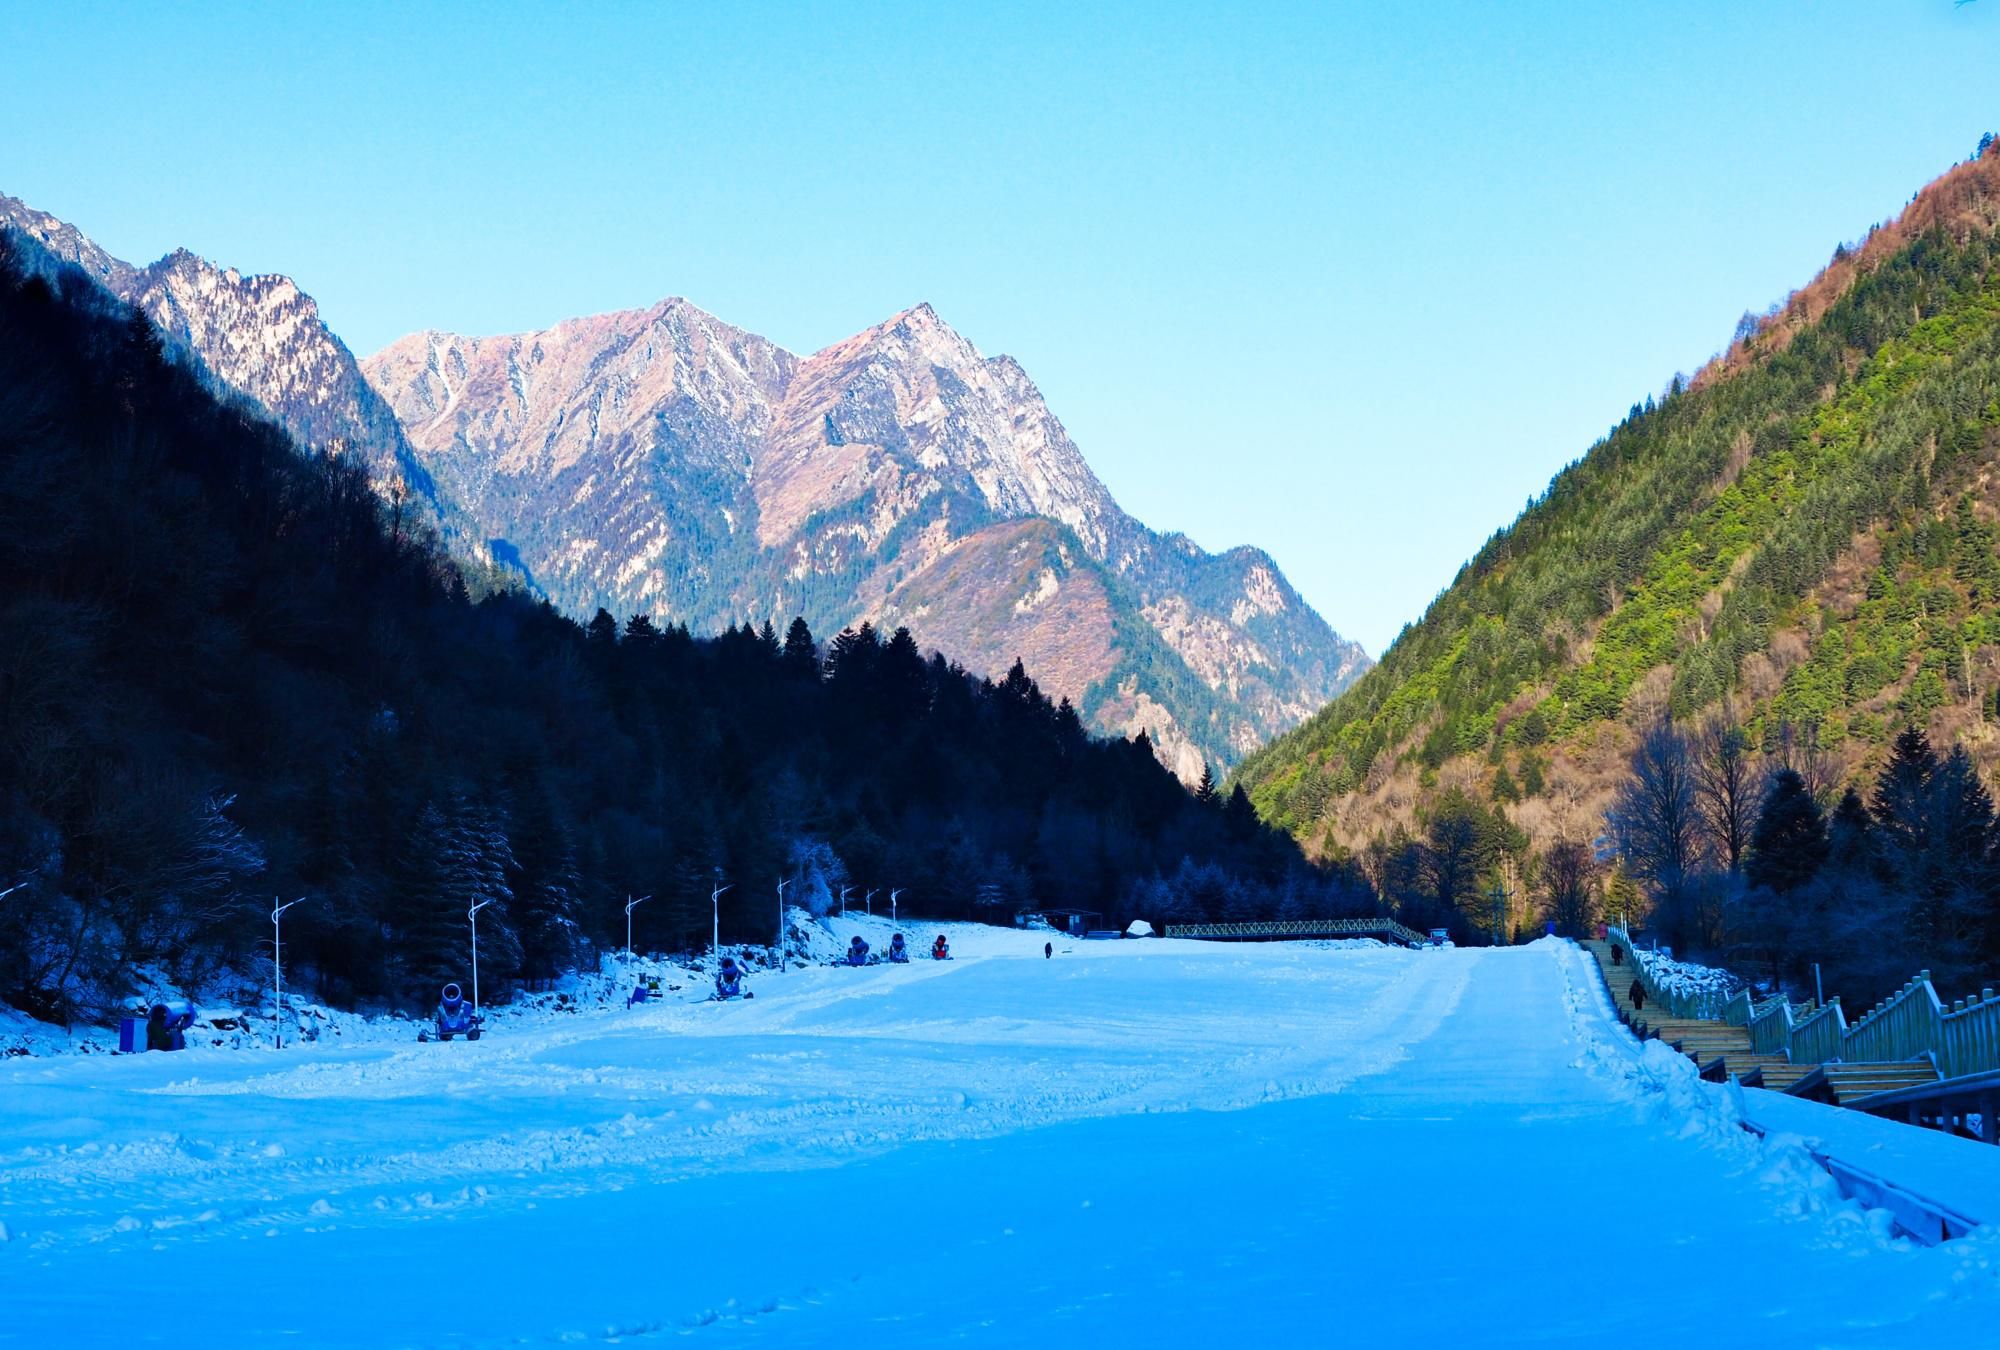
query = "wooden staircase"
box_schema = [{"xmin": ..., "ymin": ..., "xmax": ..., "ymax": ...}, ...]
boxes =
[
  {"xmin": 1787, "ymin": 1060, "xmax": 1943, "ymax": 1107},
  {"xmin": 1579, "ymin": 939, "xmax": 1934, "ymax": 1101}
]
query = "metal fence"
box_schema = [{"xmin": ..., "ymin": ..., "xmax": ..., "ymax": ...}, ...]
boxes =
[{"xmin": 1164, "ymin": 918, "xmax": 1430, "ymax": 947}]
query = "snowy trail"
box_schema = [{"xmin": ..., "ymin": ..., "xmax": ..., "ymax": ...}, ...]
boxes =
[{"xmin": 3, "ymin": 933, "xmax": 1999, "ymax": 1345}]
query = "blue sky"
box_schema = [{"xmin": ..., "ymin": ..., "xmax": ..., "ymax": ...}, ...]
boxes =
[{"xmin": 3, "ymin": 1, "xmax": 1995, "ymax": 654}]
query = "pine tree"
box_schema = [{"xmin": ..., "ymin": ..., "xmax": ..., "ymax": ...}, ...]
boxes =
[
  {"xmin": 1746, "ymin": 770, "xmax": 1827, "ymax": 896},
  {"xmin": 510, "ymin": 787, "xmax": 583, "ymax": 982},
  {"xmin": 1223, "ymin": 784, "xmax": 1258, "ymax": 841},
  {"xmin": 1826, "ymin": 786, "xmax": 1875, "ymax": 871},
  {"xmin": 1915, "ymin": 745, "xmax": 1998, "ymax": 955},
  {"xmin": 1871, "ymin": 725, "xmax": 1938, "ymax": 862},
  {"xmin": 781, "ymin": 617, "xmax": 818, "ymax": 680},
  {"xmin": 1193, "ymin": 763, "xmax": 1217, "ymax": 805},
  {"xmin": 585, "ymin": 608, "xmax": 619, "ymax": 649}
]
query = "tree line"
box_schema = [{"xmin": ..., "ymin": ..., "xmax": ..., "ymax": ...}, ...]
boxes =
[
  {"xmin": 1606, "ymin": 715, "xmax": 2000, "ymax": 1007},
  {"xmin": 0, "ymin": 236, "xmax": 1376, "ymax": 1024}
]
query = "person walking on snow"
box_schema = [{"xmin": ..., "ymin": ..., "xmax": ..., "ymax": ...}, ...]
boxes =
[
  {"xmin": 1628, "ymin": 978, "xmax": 1645, "ymax": 1012},
  {"xmin": 1044, "ymin": 941, "xmax": 1053, "ymax": 959}
]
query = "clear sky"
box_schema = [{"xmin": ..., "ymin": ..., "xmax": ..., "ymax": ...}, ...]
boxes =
[{"xmin": 3, "ymin": 2, "xmax": 1996, "ymax": 655}]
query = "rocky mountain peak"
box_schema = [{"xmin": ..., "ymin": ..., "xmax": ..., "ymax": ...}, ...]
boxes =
[
  {"xmin": 0, "ymin": 191, "xmax": 461, "ymax": 545},
  {"xmin": 0, "ymin": 191, "xmax": 139, "ymax": 294},
  {"xmin": 365, "ymin": 296, "xmax": 1369, "ymax": 774},
  {"xmin": 1, "ymin": 188, "xmax": 1371, "ymax": 776}
]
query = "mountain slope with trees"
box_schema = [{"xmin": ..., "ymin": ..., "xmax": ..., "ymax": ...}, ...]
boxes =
[
  {"xmin": 362, "ymin": 301, "xmax": 1369, "ymax": 778},
  {"xmin": 0, "ymin": 237, "xmax": 1373, "ymax": 1024},
  {"xmin": 1237, "ymin": 141, "xmax": 2000, "ymax": 865}
]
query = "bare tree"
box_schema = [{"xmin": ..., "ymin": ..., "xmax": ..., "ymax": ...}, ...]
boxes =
[
  {"xmin": 1772, "ymin": 718, "xmax": 1834, "ymax": 803},
  {"xmin": 1538, "ymin": 838, "xmax": 1598, "ymax": 938},
  {"xmin": 1693, "ymin": 711, "xmax": 1761, "ymax": 873},
  {"xmin": 1606, "ymin": 719, "xmax": 1706, "ymax": 903}
]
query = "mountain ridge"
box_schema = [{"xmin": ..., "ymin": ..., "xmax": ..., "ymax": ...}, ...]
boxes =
[
  {"xmin": 361, "ymin": 288, "xmax": 1367, "ymax": 776},
  {"xmin": 0, "ymin": 193, "xmax": 471, "ymax": 554},
  {"xmin": 0, "ymin": 190, "xmax": 1367, "ymax": 775},
  {"xmin": 1234, "ymin": 140, "xmax": 2000, "ymax": 850}
]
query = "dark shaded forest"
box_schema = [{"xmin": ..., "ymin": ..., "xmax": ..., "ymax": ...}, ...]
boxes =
[
  {"xmin": 0, "ymin": 239, "xmax": 1374, "ymax": 1022},
  {"xmin": 1607, "ymin": 716, "xmax": 2000, "ymax": 1008}
]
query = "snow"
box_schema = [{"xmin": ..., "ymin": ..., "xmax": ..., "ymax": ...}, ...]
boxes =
[
  {"xmin": 1742, "ymin": 1087, "xmax": 2000, "ymax": 1224},
  {"xmin": 3, "ymin": 924, "xmax": 1999, "ymax": 1345},
  {"xmin": 1634, "ymin": 943, "xmax": 1747, "ymax": 1001}
]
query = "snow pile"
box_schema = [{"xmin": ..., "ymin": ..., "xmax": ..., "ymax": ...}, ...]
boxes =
[
  {"xmin": 1555, "ymin": 939, "xmax": 1908, "ymax": 1240},
  {"xmin": 1638, "ymin": 947, "xmax": 1745, "ymax": 1002}
]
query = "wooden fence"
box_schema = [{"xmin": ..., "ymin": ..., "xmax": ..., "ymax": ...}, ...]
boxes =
[{"xmin": 1609, "ymin": 924, "xmax": 2000, "ymax": 1078}]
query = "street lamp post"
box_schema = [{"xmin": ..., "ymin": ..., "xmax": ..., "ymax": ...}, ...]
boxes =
[
  {"xmin": 271, "ymin": 896, "xmax": 305, "ymax": 1050},
  {"xmin": 711, "ymin": 883, "xmax": 733, "ymax": 958},
  {"xmin": 865, "ymin": 888, "xmax": 878, "ymax": 917},
  {"xmin": 838, "ymin": 886, "xmax": 854, "ymax": 916},
  {"xmin": 624, "ymin": 893, "xmax": 653, "ymax": 959},
  {"xmin": 470, "ymin": 897, "xmax": 494, "ymax": 1015},
  {"xmin": 777, "ymin": 878, "xmax": 793, "ymax": 972},
  {"xmin": 890, "ymin": 888, "xmax": 904, "ymax": 923}
]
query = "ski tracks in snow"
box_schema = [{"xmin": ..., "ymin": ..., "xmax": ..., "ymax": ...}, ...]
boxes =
[{"xmin": 0, "ymin": 937, "xmax": 1464, "ymax": 1260}]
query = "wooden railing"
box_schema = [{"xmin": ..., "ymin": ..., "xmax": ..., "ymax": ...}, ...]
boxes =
[
  {"xmin": 1165, "ymin": 918, "xmax": 1430, "ymax": 948},
  {"xmin": 1606, "ymin": 925, "xmax": 1743, "ymax": 1021},
  {"xmin": 1612, "ymin": 924, "xmax": 2000, "ymax": 1079}
]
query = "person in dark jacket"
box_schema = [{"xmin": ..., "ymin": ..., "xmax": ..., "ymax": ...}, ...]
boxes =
[
  {"xmin": 1611, "ymin": 943, "xmax": 1624, "ymax": 966},
  {"xmin": 1044, "ymin": 941, "xmax": 1053, "ymax": 959},
  {"xmin": 1628, "ymin": 978, "xmax": 1645, "ymax": 1012}
]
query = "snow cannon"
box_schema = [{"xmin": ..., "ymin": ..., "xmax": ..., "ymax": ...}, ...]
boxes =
[
  {"xmin": 846, "ymin": 936, "xmax": 871, "ymax": 967},
  {"xmin": 932, "ymin": 935, "xmax": 951, "ymax": 961},
  {"xmin": 715, "ymin": 956, "xmax": 748, "ymax": 1000},
  {"xmin": 429, "ymin": 982, "xmax": 481, "ymax": 1042},
  {"xmin": 130, "ymin": 999, "xmax": 195, "ymax": 1052},
  {"xmin": 888, "ymin": 933, "xmax": 909, "ymax": 963}
]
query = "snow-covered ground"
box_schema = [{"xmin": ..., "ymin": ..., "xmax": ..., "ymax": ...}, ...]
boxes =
[{"xmin": 4, "ymin": 917, "xmax": 1999, "ymax": 1346}]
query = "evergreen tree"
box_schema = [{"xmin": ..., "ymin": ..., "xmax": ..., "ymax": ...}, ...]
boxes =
[
  {"xmin": 1825, "ymin": 786, "xmax": 1875, "ymax": 871},
  {"xmin": 1223, "ymin": 784, "xmax": 1258, "ymax": 841},
  {"xmin": 1193, "ymin": 763, "xmax": 1217, "ymax": 805},
  {"xmin": 1871, "ymin": 725, "xmax": 1939, "ymax": 862},
  {"xmin": 1746, "ymin": 769, "xmax": 1827, "ymax": 896},
  {"xmin": 781, "ymin": 617, "xmax": 819, "ymax": 680},
  {"xmin": 585, "ymin": 608, "xmax": 620, "ymax": 649}
]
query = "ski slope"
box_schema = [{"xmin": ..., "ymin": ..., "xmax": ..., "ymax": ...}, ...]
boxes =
[{"xmin": 3, "ymin": 922, "xmax": 1999, "ymax": 1346}]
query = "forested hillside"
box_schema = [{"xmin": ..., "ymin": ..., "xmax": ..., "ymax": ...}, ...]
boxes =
[
  {"xmin": 0, "ymin": 240, "xmax": 1371, "ymax": 1024},
  {"xmin": 1238, "ymin": 141, "xmax": 2000, "ymax": 858}
]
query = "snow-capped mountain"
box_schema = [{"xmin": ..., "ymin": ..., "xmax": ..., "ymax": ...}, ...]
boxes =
[
  {"xmin": 0, "ymin": 189, "xmax": 1368, "ymax": 773},
  {"xmin": 365, "ymin": 300, "xmax": 1369, "ymax": 773}
]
